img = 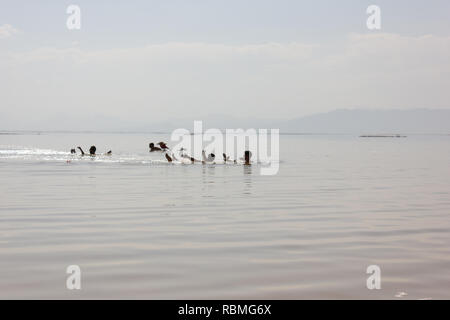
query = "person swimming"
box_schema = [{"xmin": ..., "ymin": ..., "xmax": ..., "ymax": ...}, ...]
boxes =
[
  {"xmin": 244, "ymin": 150, "xmax": 252, "ymax": 165},
  {"xmin": 223, "ymin": 153, "xmax": 238, "ymax": 164},
  {"xmin": 163, "ymin": 148, "xmax": 204, "ymax": 164},
  {"xmin": 178, "ymin": 148, "xmax": 200, "ymax": 163},
  {"xmin": 77, "ymin": 146, "xmax": 96, "ymax": 155},
  {"xmin": 70, "ymin": 148, "xmax": 76, "ymax": 154},
  {"xmin": 77, "ymin": 146, "xmax": 85, "ymax": 155},
  {"xmin": 149, "ymin": 143, "xmax": 162, "ymax": 152},
  {"xmin": 158, "ymin": 142, "xmax": 169, "ymax": 150},
  {"xmin": 164, "ymin": 149, "xmax": 249, "ymax": 165},
  {"xmin": 165, "ymin": 153, "xmax": 173, "ymax": 162},
  {"xmin": 165, "ymin": 147, "xmax": 181, "ymax": 162},
  {"xmin": 202, "ymin": 150, "xmax": 215, "ymax": 163},
  {"xmin": 76, "ymin": 146, "xmax": 110, "ymax": 156},
  {"xmin": 222, "ymin": 151, "xmax": 250, "ymax": 164}
]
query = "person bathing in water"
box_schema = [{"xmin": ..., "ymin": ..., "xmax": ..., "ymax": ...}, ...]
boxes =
[
  {"xmin": 76, "ymin": 146, "xmax": 111, "ymax": 156},
  {"xmin": 244, "ymin": 150, "xmax": 251, "ymax": 165},
  {"xmin": 158, "ymin": 143, "xmax": 248, "ymax": 165},
  {"xmin": 149, "ymin": 143, "xmax": 162, "ymax": 152},
  {"xmin": 223, "ymin": 153, "xmax": 237, "ymax": 164},
  {"xmin": 77, "ymin": 146, "xmax": 96, "ymax": 156},
  {"xmin": 222, "ymin": 151, "xmax": 251, "ymax": 164},
  {"xmin": 202, "ymin": 150, "xmax": 215, "ymax": 164},
  {"xmin": 166, "ymin": 149, "xmax": 214, "ymax": 164},
  {"xmin": 158, "ymin": 142, "xmax": 169, "ymax": 150},
  {"xmin": 165, "ymin": 153, "xmax": 173, "ymax": 162},
  {"xmin": 153, "ymin": 142, "xmax": 176, "ymax": 162},
  {"xmin": 179, "ymin": 148, "xmax": 201, "ymax": 163},
  {"xmin": 149, "ymin": 142, "xmax": 169, "ymax": 152},
  {"xmin": 164, "ymin": 148, "xmax": 213, "ymax": 164}
]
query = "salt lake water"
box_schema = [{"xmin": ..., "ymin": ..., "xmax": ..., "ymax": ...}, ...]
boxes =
[{"xmin": 0, "ymin": 132, "xmax": 449, "ymax": 299}]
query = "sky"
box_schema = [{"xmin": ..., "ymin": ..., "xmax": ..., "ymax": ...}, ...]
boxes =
[{"xmin": 0, "ymin": 0, "xmax": 450, "ymax": 130}]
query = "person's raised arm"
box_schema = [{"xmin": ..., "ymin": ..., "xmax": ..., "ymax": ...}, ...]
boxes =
[{"xmin": 77, "ymin": 147, "xmax": 85, "ymax": 155}]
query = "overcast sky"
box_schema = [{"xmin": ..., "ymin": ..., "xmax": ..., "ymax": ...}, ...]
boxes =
[{"xmin": 1, "ymin": 0, "xmax": 450, "ymax": 130}]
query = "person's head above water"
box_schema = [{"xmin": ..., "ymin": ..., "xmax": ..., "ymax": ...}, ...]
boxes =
[
  {"xmin": 207, "ymin": 152, "xmax": 215, "ymax": 162},
  {"xmin": 89, "ymin": 146, "xmax": 96, "ymax": 155},
  {"xmin": 202, "ymin": 150, "xmax": 215, "ymax": 162},
  {"xmin": 244, "ymin": 150, "xmax": 252, "ymax": 165},
  {"xmin": 158, "ymin": 142, "xmax": 168, "ymax": 149},
  {"xmin": 70, "ymin": 148, "xmax": 76, "ymax": 154},
  {"xmin": 149, "ymin": 142, "xmax": 162, "ymax": 151}
]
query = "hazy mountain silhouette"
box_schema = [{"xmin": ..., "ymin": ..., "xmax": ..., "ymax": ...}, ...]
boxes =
[
  {"xmin": 277, "ymin": 109, "xmax": 450, "ymax": 134},
  {"xmin": 155, "ymin": 109, "xmax": 450, "ymax": 134}
]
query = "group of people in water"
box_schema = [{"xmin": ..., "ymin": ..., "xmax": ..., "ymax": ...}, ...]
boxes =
[
  {"xmin": 70, "ymin": 146, "xmax": 112, "ymax": 156},
  {"xmin": 70, "ymin": 141, "xmax": 252, "ymax": 165},
  {"xmin": 149, "ymin": 141, "xmax": 251, "ymax": 165}
]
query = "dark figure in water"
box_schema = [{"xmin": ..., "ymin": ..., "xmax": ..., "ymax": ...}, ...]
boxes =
[
  {"xmin": 179, "ymin": 148, "xmax": 199, "ymax": 163},
  {"xmin": 105, "ymin": 150, "xmax": 112, "ymax": 155},
  {"xmin": 70, "ymin": 148, "xmax": 76, "ymax": 154},
  {"xmin": 184, "ymin": 154, "xmax": 200, "ymax": 163},
  {"xmin": 165, "ymin": 153, "xmax": 173, "ymax": 162},
  {"xmin": 77, "ymin": 146, "xmax": 96, "ymax": 156},
  {"xmin": 223, "ymin": 153, "xmax": 237, "ymax": 164},
  {"xmin": 244, "ymin": 150, "xmax": 252, "ymax": 165},
  {"xmin": 77, "ymin": 146, "xmax": 85, "ymax": 155},
  {"xmin": 202, "ymin": 150, "xmax": 215, "ymax": 163},
  {"xmin": 158, "ymin": 142, "xmax": 169, "ymax": 150},
  {"xmin": 149, "ymin": 143, "xmax": 162, "ymax": 152}
]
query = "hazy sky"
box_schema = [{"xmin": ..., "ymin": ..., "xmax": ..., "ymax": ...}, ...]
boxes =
[{"xmin": 1, "ymin": 0, "xmax": 450, "ymax": 130}]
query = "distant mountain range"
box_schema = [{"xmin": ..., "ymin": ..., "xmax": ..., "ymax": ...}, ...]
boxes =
[
  {"xmin": 2, "ymin": 109, "xmax": 450, "ymax": 134},
  {"xmin": 149, "ymin": 109, "xmax": 450, "ymax": 134},
  {"xmin": 276, "ymin": 109, "xmax": 450, "ymax": 134}
]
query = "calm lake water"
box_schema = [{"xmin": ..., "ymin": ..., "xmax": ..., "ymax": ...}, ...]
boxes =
[{"xmin": 1, "ymin": 132, "xmax": 449, "ymax": 299}]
